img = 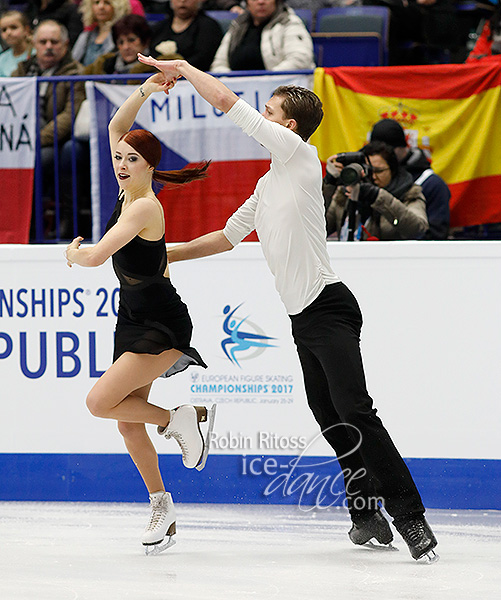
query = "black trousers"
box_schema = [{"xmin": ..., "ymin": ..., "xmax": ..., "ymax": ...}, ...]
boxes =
[{"xmin": 290, "ymin": 282, "xmax": 424, "ymax": 520}]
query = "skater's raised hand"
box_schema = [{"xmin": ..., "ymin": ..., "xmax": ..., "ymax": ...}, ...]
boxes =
[
  {"xmin": 142, "ymin": 71, "xmax": 177, "ymax": 96},
  {"xmin": 138, "ymin": 54, "xmax": 182, "ymax": 82}
]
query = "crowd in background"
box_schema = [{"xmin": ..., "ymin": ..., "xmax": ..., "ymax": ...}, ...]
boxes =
[{"xmin": 0, "ymin": 0, "xmax": 500, "ymax": 241}]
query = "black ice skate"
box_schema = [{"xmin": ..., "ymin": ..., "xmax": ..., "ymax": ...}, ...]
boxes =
[
  {"xmin": 349, "ymin": 509, "xmax": 395, "ymax": 549},
  {"xmin": 394, "ymin": 515, "xmax": 439, "ymax": 563}
]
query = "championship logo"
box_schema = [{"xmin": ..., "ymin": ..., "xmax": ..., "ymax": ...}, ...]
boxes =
[{"xmin": 221, "ymin": 303, "xmax": 277, "ymax": 367}]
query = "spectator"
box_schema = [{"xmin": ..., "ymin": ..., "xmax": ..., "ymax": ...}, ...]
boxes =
[
  {"xmin": 323, "ymin": 141, "xmax": 429, "ymax": 240},
  {"xmin": 210, "ymin": 0, "xmax": 315, "ymax": 72},
  {"xmin": 370, "ymin": 118, "xmax": 450, "ymax": 240},
  {"xmin": 27, "ymin": 0, "xmax": 83, "ymax": 46},
  {"xmin": 84, "ymin": 13, "xmax": 148, "ymax": 74},
  {"xmin": 150, "ymin": 0, "xmax": 223, "ymax": 71},
  {"xmin": 84, "ymin": 13, "xmax": 181, "ymax": 74},
  {"xmin": 466, "ymin": 4, "xmax": 501, "ymax": 62},
  {"xmin": 72, "ymin": 0, "xmax": 131, "ymax": 66},
  {"xmin": 12, "ymin": 20, "xmax": 84, "ymax": 156},
  {"xmin": 11, "ymin": 20, "xmax": 85, "ymax": 238},
  {"xmin": 0, "ymin": 10, "xmax": 33, "ymax": 76}
]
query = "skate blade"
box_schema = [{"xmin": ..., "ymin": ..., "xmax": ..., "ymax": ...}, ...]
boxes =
[
  {"xmin": 417, "ymin": 549, "xmax": 440, "ymax": 564},
  {"xmin": 364, "ymin": 541, "xmax": 399, "ymax": 551},
  {"xmin": 196, "ymin": 404, "xmax": 217, "ymax": 472},
  {"xmin": 144, "ymin": 536, "xmax": 176, "ymax": 556}
]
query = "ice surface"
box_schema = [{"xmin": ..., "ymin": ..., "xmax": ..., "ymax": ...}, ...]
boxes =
[{"xmin": 0, "ymin": 502, "xmax": 500, "ymax": 600}]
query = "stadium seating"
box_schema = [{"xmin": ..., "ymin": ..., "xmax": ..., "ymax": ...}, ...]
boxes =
[
  {"xmin": 313, "ymin": 6, "xmax": 390, "ymax": 66},
  {"xmin": 313, "ymin": 33, "xmax": 382, "ymax": 67}
]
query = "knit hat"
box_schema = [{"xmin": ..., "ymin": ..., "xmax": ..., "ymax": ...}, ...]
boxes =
[{"xmin": 370, "ymin": 119, "xmax": 407, "ymax": 149}]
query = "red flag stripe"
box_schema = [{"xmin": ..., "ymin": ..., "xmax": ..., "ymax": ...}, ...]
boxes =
[
  {"xmin": 449, "ymin": 175, "xmax": 501, "ymax": 227},
  {"xmin": 0, "ymin": 169, "xmax": 33, "ymax": 244},
  {"xmin": 159, "ymin": 160, "xmax": 268, "ymax": 242},
  {"xmin": 322, "ymin": 61, "xmax": 501, "ymax": 100}
]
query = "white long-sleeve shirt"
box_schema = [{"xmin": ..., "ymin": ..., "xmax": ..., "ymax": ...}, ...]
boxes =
[{"xmin": 223, "ymin": 99, "xmax": 340, "ymax": 315}]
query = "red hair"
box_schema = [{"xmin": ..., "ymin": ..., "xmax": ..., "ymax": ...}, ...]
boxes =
[{"xmin": 120, "ymin": 129, "xmax": 210, "ymax": 187}]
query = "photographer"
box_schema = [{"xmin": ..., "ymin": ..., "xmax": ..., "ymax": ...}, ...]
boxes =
[{"xmin": 323, "ymin": 141, "xmax": 429, "ymax": 241}]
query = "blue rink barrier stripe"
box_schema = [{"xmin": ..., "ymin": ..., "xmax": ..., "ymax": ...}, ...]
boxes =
[{"xmin": 0, "ymin": 454, "xmax": 500, "ymax": 510}]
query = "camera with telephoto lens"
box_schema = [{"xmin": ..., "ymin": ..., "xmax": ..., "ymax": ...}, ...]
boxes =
[{"xmin": 336, "ymin": 151, "xmax": 370, "ymax": 186}]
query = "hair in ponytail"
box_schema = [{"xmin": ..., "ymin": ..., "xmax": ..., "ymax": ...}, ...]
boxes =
[
  {"xmin": 152, "ymin": 162, "xmax": 210, "ymax": 187},
  {"xmin": 120, "ymin": 129, "xmax": 210, "ymax": 188}
]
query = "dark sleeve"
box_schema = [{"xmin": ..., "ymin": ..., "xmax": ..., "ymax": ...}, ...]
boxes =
[
  {"xmin": 421, "ymin": 175, "xmax": 450, "ymax": 240},
  {"xmin": 187, "ymin": 17, "xmax": 224, "ymax": 71}
]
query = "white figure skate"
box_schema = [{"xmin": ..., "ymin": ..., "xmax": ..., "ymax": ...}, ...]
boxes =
[
  {"xmin": 143, "ymin": 491, "xmax": 176, "ymax": 556},
  {"xmin": 158, "ymin": 404, "xmax": 217, "ymax": 470}
]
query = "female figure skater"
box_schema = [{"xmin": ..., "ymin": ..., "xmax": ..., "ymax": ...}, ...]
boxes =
[{"xmin": 65, "ymin": 72, "xmax": 216, "ymax": 555}]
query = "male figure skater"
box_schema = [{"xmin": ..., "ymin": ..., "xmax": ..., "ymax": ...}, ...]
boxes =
[{"xmin": 138, "ymin": 53, "xmax": 438, "ymax": 562}]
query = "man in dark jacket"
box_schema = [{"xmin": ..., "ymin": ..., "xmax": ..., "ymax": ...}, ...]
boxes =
[
  {"xmin": 370, "ymin": 118, "xmax": 451, "ymax": 240},
  {"xmin": 12, "ymin": 20, "xmax": 84, "ymax": 148}
]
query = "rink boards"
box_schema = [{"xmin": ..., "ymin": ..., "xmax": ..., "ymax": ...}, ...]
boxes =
[{"xmin": 1, "ymin": 242, "xmax": 500, "ymax": 509}]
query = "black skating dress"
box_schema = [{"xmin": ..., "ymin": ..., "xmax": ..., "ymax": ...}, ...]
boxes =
[{"xmin": 106, "ymin": 193, "xmax": 207, "ymax": 377}]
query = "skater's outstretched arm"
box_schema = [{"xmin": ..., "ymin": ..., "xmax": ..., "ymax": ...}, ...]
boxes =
[
  {"xmin": 108, "ymin": 72, "xmax": 176, "ymax": 155},
  {"xmin": 168, "ymin": 230, "xmax": 233, "ymax": 263},
  {"xmin": 137, "ymin": 55, "xmax": 238, "ymax": 114}
]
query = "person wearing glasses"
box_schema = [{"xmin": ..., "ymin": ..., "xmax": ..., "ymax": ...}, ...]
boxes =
[{"xmin": 323, "ymin": 140, "xmax": 429, "ymax": 241}]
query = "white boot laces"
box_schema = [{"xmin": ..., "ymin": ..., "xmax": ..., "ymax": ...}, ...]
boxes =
[
  {"xmin": 146, "ymin": 496, "xmax": 167, "ymax": 532},
  {"xmin": 170, "ymin": 430, "xmax": 188, "ymax": 462}
]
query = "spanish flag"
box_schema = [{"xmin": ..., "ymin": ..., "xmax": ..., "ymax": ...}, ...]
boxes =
[{"xmin": 311, "ymin": 63, "xmax": 501, "ymax": 228}]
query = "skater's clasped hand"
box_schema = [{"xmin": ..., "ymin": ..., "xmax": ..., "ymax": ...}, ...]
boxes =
[
  {"xmin": 141, "ymin": 72, "xmax": 178, "ymax": 96},
  {"xmin": 65, "ymin": 236, "xmax": 83, "ymax": 267}
]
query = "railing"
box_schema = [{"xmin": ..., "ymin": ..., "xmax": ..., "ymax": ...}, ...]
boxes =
[{"xmin": 31, "ymin": 70, "xmax": 314, "ymax": 244}]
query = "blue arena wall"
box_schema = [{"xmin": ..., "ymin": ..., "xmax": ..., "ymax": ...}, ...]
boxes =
[{"xmin": 0, "ymin": 454, "xmax": 500, "ymax": 510}]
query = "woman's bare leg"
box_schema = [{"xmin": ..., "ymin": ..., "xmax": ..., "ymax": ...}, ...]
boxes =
[
  {"xmin": 86, "ymin": 349, "xmax": 184, "ymax": 426},
  {"xmin": 117, "ymin": 383, "xmax": 164, "ymax": 493}
]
